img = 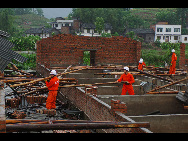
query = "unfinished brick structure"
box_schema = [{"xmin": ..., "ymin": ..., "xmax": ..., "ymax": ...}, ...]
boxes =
[
  {"xmin": 179, "ymin": 43, "xmax": 188, "ymax": 70},
  {"xmin": 36, "ymin": 34, "xmax": 141, "ymax": 71}
]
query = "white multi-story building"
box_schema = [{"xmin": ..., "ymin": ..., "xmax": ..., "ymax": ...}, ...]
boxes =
[
  {"xmin": 50, "ymin": 20, "xmax": 73, "ymax": 30},
  {"xmin": 154, "ymin": 24, "xmax": 188, "ymax": 43},
  {"xmin": 180, "ymin": 35, "xmax": 188, "ymax": 43},
  {"xmin": 155, "ymin": 25, "xmax": 181, "ymax": 43}
]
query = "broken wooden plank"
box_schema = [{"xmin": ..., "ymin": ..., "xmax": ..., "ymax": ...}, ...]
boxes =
[
  {"xmin": 147, "ymin": 91, "xmax": 185, "ymax": 94},
  {"xmin": 148, "ymin": 77, "xmax": 188, "ymax": 93}
]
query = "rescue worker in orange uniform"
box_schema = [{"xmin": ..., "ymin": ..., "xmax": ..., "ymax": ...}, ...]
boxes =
[
  {"xmin": 116, "ymin": 66, "xmax": 135, "ymax": 95},
  {"xmin": 169, "ymin": 49, "xmax": 177, "ymax": 74},
  {"xmin": 138, "ymin": 58, "xmax": 146, "ymax": 71},
  {"xmin": 45, "ymin": 70, "xmax": 59, "ymax": 109}
]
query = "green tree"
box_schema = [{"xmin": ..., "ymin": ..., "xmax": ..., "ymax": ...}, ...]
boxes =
[
  {"xmin": 95, "ymin": 17, "xmax": 104, "ymax": 35},
  {"xmin": 10, "ymin": 35, "xmax": 41, "ymax": 51},
  {"xmin": 35, "ymin": 8, "xmax": 44, "ymax": 16},
  {"xmin": 156, "ymin": 10, "xmax": 178, "ymax": 25},
  {"xmin": 0, "ymin": 9, "xmax": 14, "ymax": 34},
  {"xmin": 176, "ymin": 8, "xmax": 188, "ymax": 28}
]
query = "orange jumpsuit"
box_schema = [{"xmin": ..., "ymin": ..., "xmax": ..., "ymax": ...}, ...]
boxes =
[
  {"xmin": 138, "ymin": 63, "xmax": 143, "ymax": 71},
  {"xmin": 169, "ymin": 53, "xmax": 177, "ymax": 74},
  {"xmin": 138, "ymin": 62, "xmax": 146, "ymax": 71},
  {"xmin": 117, "ymin": 73, "xmax": 135, "ymax": 95},
  {"xmin": 45, "ymin": 76, "xmax": 59, "ymax": 109}
]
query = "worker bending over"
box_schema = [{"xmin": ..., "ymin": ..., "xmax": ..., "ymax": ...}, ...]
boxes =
[
  {"xmin": 138, "ymin": 58, "xmax": 146, "ymax": 71},
  {"xmin": 116, "ymin": 66, "xmax": 135, "ymax": 95},
  {"xmin": 169, "ymin": 49, "xmax": 177, "ymax": 74},
  {"xmin": 45, "ymin": 70, "xmax": 59, "ymax": 109}
]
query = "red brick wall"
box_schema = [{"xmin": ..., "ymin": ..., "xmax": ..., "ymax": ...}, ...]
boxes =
[{"xmin": 36, "ymin": 34, "xmax": 141, "ymax": 69}]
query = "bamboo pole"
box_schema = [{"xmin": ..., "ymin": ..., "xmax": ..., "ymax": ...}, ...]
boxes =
[
  {"xmin": 6, "ymin": 122, "xmax": 150, "ymax": 132},
  {"xmin": 6, "ymin": 119, "xmax": 114, "ymax": 124},
  {"xmin": 10, "ymin": 66, "xmax": 89, "ymax": 88},
  {"xmin": 130, "ymin": 67, "xmax": 174, "ymax": 82}
]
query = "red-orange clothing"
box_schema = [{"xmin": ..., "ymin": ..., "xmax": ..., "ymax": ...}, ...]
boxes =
[
  {"xmin": 46, "ymin": 91, "xmax": 58, "ymax": 109},
  {"xmin": 117, "ymin": 73, "xmax": 135, "ymax": 95},
  {"xmin": 169, "ymin": 53, "xmax": 177, "ymax": 74},
  {"xmin": 142, "ymin": 62, "xmax": 146, "ymax": 67},
  {"xmin": 45, "ymin": 76, "xmax": 59, "ymax": 109},
  {"xmin": 138, "ymin": 62, "xmax": 146, "ymax": 71},
  {"xmin": 138, "ymin": 63, "xmax": 143, "ymax": 71}
]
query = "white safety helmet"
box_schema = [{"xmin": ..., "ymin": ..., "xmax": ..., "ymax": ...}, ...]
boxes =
[
  {"xmin": 139, "ymin": 59, "xmax": 143, "ymax": 63},
  {"xmin": 172, "ymin": 49, "xmax": 175, "ymax": 52},
  {"xmin": 140, "ymin": 58, "xmax": 143, "ymax": 62},
  {"xmin": 50, "ymin": 70, "xmax": 57, "ymax": 75},
  {"xmin": 123, "ymin": 66, "xmax": 129, "ymax": 71}
]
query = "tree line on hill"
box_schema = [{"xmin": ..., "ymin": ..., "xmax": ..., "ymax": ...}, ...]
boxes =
[
  {"xmin": 69, "ymin": 8, "xmax": 188, "ymax": 35},
  {"xmin": 0, "ymin": 8, "xmax": 44, "ymax": 35},
  {"xmin": 1, "ymin": 8, "xmax": 188, "ymax": 37}
]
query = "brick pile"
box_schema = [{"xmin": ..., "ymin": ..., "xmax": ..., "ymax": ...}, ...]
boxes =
[
  {"xmin": 36, "ymin": 109, "xmax": 56, "ymax": 116},
  {"xmin": 36, "ymin": 34, "xmax": 141, "ymax": 69},
  {"xmin": 26, "ymin": 95, "xmax": 47, "ymax": 104},
  {"xmin": 111, "ymin": 99, "xmax": 127, "ymax": 114},
  {"xmin": 6, "ymin": 97, "xmax": 21, "ymax": 108},
  {"xmin": 10, "ymin": 110, "xmax": 26, "ymax": 119}
]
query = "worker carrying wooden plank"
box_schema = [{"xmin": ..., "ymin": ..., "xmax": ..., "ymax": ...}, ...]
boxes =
[
  {"xmin": 169, "ymin": 49, "xmax": 177, "ymax": 74},
  {"xmin": 44, "ymin": 70, "xmax": 59, "ymax": 109},
  {"xmin": 116, "ymin": 66, "xmax": 135, "ymax": 95}
]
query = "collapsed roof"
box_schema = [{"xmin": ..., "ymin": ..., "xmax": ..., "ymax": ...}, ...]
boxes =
[{"xmin": 0, "ymin": 30, "xmax": 27, "ymax": 72}]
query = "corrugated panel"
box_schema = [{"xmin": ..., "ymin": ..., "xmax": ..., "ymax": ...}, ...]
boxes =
[
  {"xmin": 0, "ymin": 48, "xmax": 14, "ymax": 61},
  {"xmin": 0, "ymin": 58, "xmax": 10, "ymax": 72},
  {"xmin": 0, "ymin": 32, "xmax": 27, "ymax": 72},
  {"xmin": 0, "ymin": 30, "xmax": 10, "ymax": 37},
  {"xmin": 12, "ymin": 51, "xmax": 27, "ymax": 63},
  {"xmin": 0, "ymin": 36, "xmax": 27, "ymax": 62}
]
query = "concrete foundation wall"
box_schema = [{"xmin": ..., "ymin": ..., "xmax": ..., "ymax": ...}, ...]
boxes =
[
  {"xmin": 129, "ymin": 114, "xmax": 188, "ymax": 133},
  {"xmin": 59, "ymin": 87, "xmax": 151, "ymax": 133},
  {"xmin": 98, "ymin": 95, "xmax": 188, "ymax": 116}
]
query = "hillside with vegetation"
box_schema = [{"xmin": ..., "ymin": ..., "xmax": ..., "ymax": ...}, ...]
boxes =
[
  {"xmin": 0, "ymin": 8, "xmax": 52, "ymax": 37},
  {"xmin": 13, "ymin": 13, "xmax": 51, "ymax": 36},
  {"xmin": 69, "ymin": 8, "xmax": 188, "ymax": 34},
  {"xmin": 130, "ymin": 8, "xmax": 177, "ymax": 28}
]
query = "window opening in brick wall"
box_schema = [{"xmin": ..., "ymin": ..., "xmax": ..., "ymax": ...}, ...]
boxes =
[
  {"xmin": 90, "ymin": 51, "xmax": 96, "ymax": 66},
  {"xmin": 83, "ymin": 50, "xmax": 96, "ymax": 66},
  {"xmin": 83, "ymin": 51, "xmax": 90, "ymax": 66}
]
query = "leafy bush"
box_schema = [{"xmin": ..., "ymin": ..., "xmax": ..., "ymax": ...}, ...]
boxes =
[
  {"xmin": 10, "ymin": 35, "xmax": 41, "ymax": 51},
  {"xmin": 160, "ymin": 42, "xmax": 180, "ymax": 50},
  {"xmin": 12, "ymin": 53, "xmax": 36, "ymax": 70},
  {"xmin": 101, "ymin": 32, "xmax": 112, "ymax": 37}
]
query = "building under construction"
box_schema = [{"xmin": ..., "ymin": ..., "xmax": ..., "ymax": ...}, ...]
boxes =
[{"xmin": 0, "ymin": 33, "xmax": 188, "ymax": 133}]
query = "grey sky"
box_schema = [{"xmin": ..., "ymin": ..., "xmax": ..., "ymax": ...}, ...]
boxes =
[{"xmin": 42, "ymin": 8, "xmax": 72, "ymax": 19}]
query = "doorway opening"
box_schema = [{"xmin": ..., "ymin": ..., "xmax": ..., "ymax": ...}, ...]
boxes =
[{"xmin": 83, "ymin": 50, "xmax": 96, "ymax": 66}]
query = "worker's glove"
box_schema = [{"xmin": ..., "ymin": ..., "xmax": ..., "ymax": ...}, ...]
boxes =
[{"xmin": 44, "ymin": 79, "xmax": 50, "ymax": 82}]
